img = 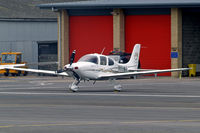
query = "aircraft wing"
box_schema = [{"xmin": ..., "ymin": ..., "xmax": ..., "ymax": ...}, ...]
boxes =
[
  {"xmin": 0, "ymin": 64, "xmax": 26, "ymax": 70},
  {"xmin": 128, "ymin": 68, "xmax": 156, "ymax": 71},
  {"xmin": 98, "ymin": 68, "xmax": 190, "ymax": 79},
  {"xmin": 4, "ymin": 67, "xmax": 68, "ymax": 76}
]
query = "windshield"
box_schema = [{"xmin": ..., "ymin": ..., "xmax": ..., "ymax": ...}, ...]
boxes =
[
  {"xmin": 78, "ymin": 55, "xmax": 98, "ymax": 64},
  {"xmin": 1, "ymin": 54, "xmax": 16, "ymax": 63}
]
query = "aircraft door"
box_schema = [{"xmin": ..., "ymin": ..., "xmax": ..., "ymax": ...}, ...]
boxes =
[
  {"xmin": 99, "ymin": 56, "xmax": 108, "ymax": 71},
  {"xmin": 100, "ymin": 56, "xmax": 107, "ymax": 66}
]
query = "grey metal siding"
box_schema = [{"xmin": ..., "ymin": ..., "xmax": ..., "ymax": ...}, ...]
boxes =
[
  {"xmin": 0, "ymin": 21, "xmax": 57, "ymax": 69},
  {"xmin": 0, "ymin": 21, "xmax": 57, "ymax": 41},
  {"xmin": 0, "ymin": 41, "xmax": 38, "ymax": 68}
]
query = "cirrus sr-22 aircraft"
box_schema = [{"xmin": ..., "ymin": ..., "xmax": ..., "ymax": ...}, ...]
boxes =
[{"xmin": 4, "ymin": 44, "xmax": 190, "ymax": 92}]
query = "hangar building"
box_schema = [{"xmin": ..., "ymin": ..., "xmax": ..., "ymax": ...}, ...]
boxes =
[{"xmin": 38, "ymin": 0, "xmax": 200, "ymax": 77}]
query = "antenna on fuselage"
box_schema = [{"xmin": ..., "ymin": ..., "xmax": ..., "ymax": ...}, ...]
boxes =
[{"xmin": 101, "ymin": 47, "xmax": 106, "ymax": 55}]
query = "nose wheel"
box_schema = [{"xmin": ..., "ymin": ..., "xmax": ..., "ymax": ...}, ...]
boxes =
[{"xmin": 69, "ymin": 79, "xmax": 80, "ymax": 92}]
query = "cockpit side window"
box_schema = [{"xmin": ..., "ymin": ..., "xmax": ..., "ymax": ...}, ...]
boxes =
[
  {"xmin": 100, "ymin": 56, "xmax": 107, "ymax": 65},
  {"xmin": 108, "ymin": 58, "xmax": 114, "ymax": 66},
  {"xmin": 78, "ymin": 55, "xmax": 98, "ymax": 64}
]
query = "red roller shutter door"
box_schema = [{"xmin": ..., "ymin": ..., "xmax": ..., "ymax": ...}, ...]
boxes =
[
  {"xmin": 125, "ymin": 15, "xmax": 171, "ymax": 76},
  {"xmin": 69, "ymin": 16, "xmax": 113, "ymax": 62}
]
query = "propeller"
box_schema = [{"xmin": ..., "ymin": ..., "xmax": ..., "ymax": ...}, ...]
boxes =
[
  {"xmin": 70, "ymin": 50, "xmax": 76, "ymax": 66},
  {"xmin": 56, "ymin": 50, "xmax": 76, "ymax": 74}
]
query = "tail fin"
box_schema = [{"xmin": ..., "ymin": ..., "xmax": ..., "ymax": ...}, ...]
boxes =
[{"xmin": 126, "ymin": 44, "xmax": 141, "ymax": 69}]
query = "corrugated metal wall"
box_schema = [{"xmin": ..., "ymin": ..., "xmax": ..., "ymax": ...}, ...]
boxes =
[
  {"xmin": 0, "ymin": 20, "xmax": 57, "ymax": 68},
  {"xmin": 0, "ymin": 21, "xmax": 57, "ymax": 41}
]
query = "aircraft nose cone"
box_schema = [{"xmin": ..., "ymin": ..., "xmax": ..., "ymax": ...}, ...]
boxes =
[
  {"xmin": 64, "ymin": 62, "xmax": 82, "ymax": 72},
  {"xmin": 64, "ymin": 64, "xmax": 72, "ymax": 71}
]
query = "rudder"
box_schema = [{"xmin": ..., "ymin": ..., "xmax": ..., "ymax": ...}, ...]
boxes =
[{"xmin": 126, "ymin": 44, "xmax": 141, "ymax": 69}]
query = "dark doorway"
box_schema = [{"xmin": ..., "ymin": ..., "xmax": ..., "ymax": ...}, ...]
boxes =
[
  {"xmin": 182, "ymin": 9, "xmax": 200, "ymax": 75},
  {"xmin": 38, "ymin": 41, "xmax": 57, "ymax": 71}
]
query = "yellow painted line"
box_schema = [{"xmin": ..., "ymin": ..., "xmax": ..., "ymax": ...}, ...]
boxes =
[
  {"xmin": 0, "ymin": 125, "xmax": 14, "ymax": 128},
  {"xmin": 0, "ymin": 103, "xmax": 200, "ymax": 110},
  {"xmin": 178, "ymin": 120, "xmax": 200, "ymax": 122},
  {"xmin": 18, "ymin": 123, "xmax": 79, "ymax": 127},
  {"xmin": 0, "ymin": 120, "xmax": 200, "ymax": 129},
  {"xmin": 0, "ymin": 121, "xmax": 112, "ymax": 128},
  {"xmin": 18, "ymin": 122, "xmax": 112, "ymax": 127},
  {"xmin": 121, "ymin": 120, "xmax": 200, "ymax": 124},
  {"xmin": 121, "ymin": 120, "xmax": 176, "ymax": 124}
]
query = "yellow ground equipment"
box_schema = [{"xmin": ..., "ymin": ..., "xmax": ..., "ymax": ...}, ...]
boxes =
[
  {"xmin": 188, "ymin": 64, "xmax": 196, "ymax": 77},
  {"xmin": 0, "ymin": 52, "xmax": 28, "ymax": 76}
]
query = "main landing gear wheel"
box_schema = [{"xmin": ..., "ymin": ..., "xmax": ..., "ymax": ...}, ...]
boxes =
[
  {"xmin": 114, "ymin": 84, "xmax": 122, "ymax": 92},
  {"xmin": 109, "ymin": 78, "xmax": 122, "ymax": 92}
]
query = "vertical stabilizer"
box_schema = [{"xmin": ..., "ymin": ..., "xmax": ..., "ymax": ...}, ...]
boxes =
[{"xmin": 126, "ymin": 44, "xmax": 141, "ymax": 69}]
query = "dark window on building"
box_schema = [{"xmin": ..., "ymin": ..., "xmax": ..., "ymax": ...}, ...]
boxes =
[{"xmin": 38, "ymin": 41, "xmax": 57, "ymax": 71}]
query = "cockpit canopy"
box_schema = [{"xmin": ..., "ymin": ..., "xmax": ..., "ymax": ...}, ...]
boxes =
[
  {"xmin": 78, "ymin": 54, "xmax": 114, "ymax": 66},
  {"xmin": 78, "ymin": 55, "xmax": 98, "ymax": 64}
]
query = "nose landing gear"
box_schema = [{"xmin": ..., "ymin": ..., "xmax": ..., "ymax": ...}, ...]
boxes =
[{"xmin": 69, "ymin": 79, "xmax": 80, "ymax": 92}]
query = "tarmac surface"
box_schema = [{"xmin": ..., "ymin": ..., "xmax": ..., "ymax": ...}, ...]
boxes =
[{"xmin": 0, "ymin": 76, "xmax": 200, "ymax": 133}]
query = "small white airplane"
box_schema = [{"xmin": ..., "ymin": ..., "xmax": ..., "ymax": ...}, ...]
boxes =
[{"xmin": 4, "ymin": 44, "xmax": 190, "ymax": 92}]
